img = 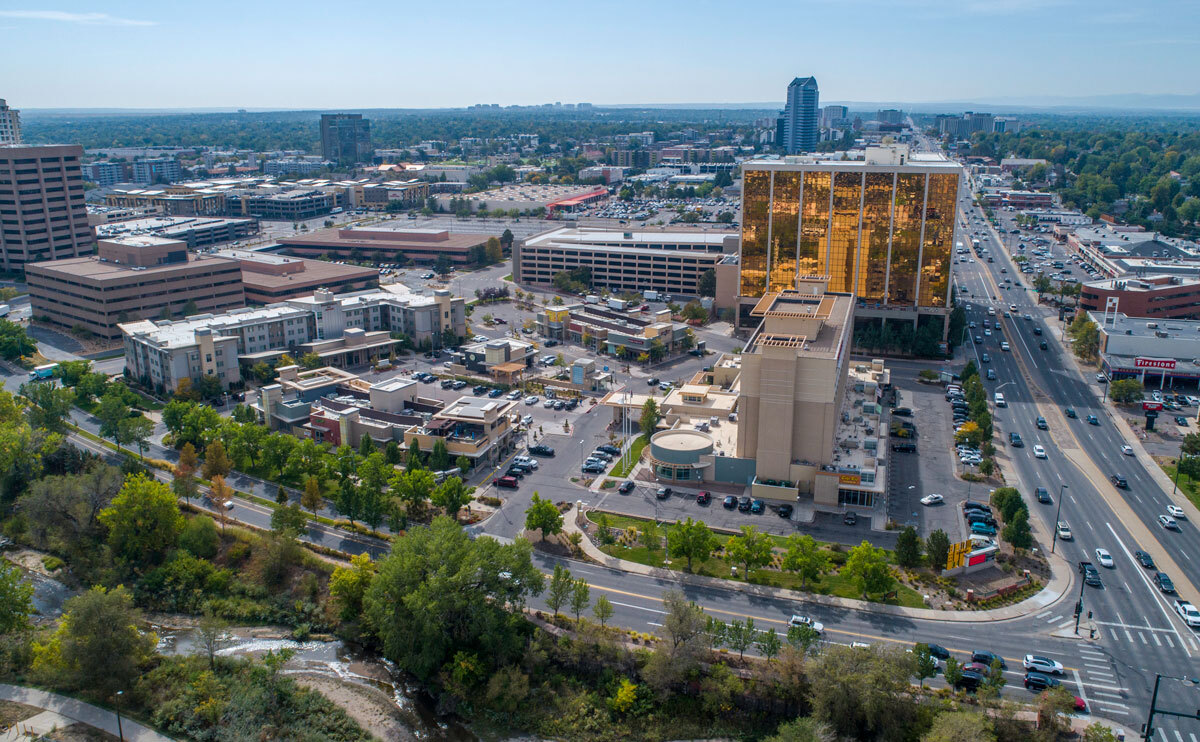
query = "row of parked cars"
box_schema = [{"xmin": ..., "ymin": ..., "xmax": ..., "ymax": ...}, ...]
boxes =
[{"xmin": 581, "ymin": 444, "xmax": 623, "ymax": 474}]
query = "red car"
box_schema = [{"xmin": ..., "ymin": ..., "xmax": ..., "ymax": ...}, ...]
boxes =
[
  {"xmin": 495, "ymin": 476, "xmax": 519, "ymax": 489},
  {"xmin": 1074, "ymin": 696, "xmax": 1087, "ymax": 713},
  {"xmin": 696, "ymin": 491, "xmax": 711, "ymax": 505}
]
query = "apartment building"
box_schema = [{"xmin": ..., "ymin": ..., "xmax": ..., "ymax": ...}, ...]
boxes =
[
  {"xmin": 0, "ymin": 100, "xmax": 20, "ymax": 144},
  {"xmin": 27, "ymin": 236, "xmax": 245, "ymax": 340},
  {"xmin": 233, "ymin": 188, "xmax": 336, "ymax": 220},
  {"xmin": 106, "ymin": 186, "xmax": 227, "ymax": 217},
  {"xmin": 516, "ymin": 227, "xmax": 735, "ymax": 297},
  {"xmin": 83, "ymin": 161, "xmax": 125, "ymax": 186},
  {"xmin": 132, "ymin": 158, "xmax": 184, "ymax": 184},
  {"xmin": 0, "ymin": 144, "xmax": 95, "ymax": 271}
]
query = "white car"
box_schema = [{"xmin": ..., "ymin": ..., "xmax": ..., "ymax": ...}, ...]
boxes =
[
  {"xmin": 1159, "ymin": 514, "xmax": 1180, "ymax": 531},
  {"xmin": 1095, "ymin": 548, "xmax": 1114, "ymax": 568},
  {"xmin": 1122, "ymin": 445, "xmax": 1134, "ymax": 455},
  {"xmin": 1175, "ymin": 600, "xmax": 1200, "ymax": 628},
  {"xmin": 920, "ymin": 494, "xmax": 944, "ymax": 506},
  {"xmin": 1000, "ymin": 342, "xmax": 1010, "ymax": 351},
  {"xmin": 1033, "ymin": 445, "xmax": 1047, "ymax": 459},
  {"xmin": 520, "ymin": 414, "xmax": 533, "ymax": 426},
  {"xmin": 525, "ymin": 396, "xmax": 539, "ymax": 405},
  {"xmin": 1056, "ymin": 521, "xmax": 1073, "ymax": 540},
  {"xmin": 1166, "ymin": 504, "xmax": 1187, "ymax": 519},
  {"xmin": 984, "ymin": 328, "xmax": 992, "ymax": 337},
  {"xmin": 1023, "ymin": 654, "xmax": 1064, "ymax": 675},
  {"xmin": 514, "ymin": 456, "xmax": 538, "ymax": 470},
  {"xmin": 788, "ymin": 615, "xmax": 824, "ymax": 633}
]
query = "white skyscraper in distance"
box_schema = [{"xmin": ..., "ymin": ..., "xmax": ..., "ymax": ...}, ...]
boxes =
[
  {"xmin": 778, "ymin": 77, "xmax": 819, "ymax": 154},
  {"xmin": 0, "ymin": 99, "xmax": 21, "ymax": 144}
]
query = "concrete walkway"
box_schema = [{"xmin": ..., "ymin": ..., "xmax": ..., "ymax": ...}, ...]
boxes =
[
  {"xmin": 0, "ymin": 684, "xmax": 173, "ymax": 742},
  {"xmin": 565, "ymin": 505, "xmax": 1074, "ymax": 623}
]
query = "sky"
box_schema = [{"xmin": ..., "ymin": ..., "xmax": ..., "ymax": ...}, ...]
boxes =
[{"xmin": 2, "ymin": 0, "xmax": 1198, "ymax": 110}]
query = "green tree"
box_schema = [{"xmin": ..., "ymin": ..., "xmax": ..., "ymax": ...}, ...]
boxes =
[
  {"xmin": 1081, "ymin": 722, "xmax": 1118, "ymax": 742},
  {"xmin": 725, "ymin": 618, "xmax": 755, "ymax": 659},
  {"xmin": 270, "ymin": 502, "xmax": 307, "ymax": 536},
  {"xmin": 358, "ymin": 435, "xmax": 376, "ymax": 457},
  {"xmin": 1108, "ymin": 378, "xmax": 1144, "ymax": 404},
  {"xmin": 697, "ymin": 268, "xmax": 717, "ymax": 297},
  {"xmin": 912, "ymin": 643, "xmax": 938, "ymax": 688},
  {"xmin": 0, "ymin": 319, "xmax": 35, "ymax": 360},
  {"xmin": 546, "ymin": 564, "xmax": 572, "ymax": 617},
  {"xmin": 524, "ymin": 492, "xmax": 562, "ymax": 540},
  {"xmin": 666, "ymin": 517, "xmax": 718, "ymax": 571},
  {"xmin": 96, "ymin": 387, "xmax": 132, "ymax": 444},
  {"xmin": 808, "ymin": 644, "xmax": 918, "ymax": 740},
  {"xmin": 1003, "ymin": 508, "xmax": 1033, "ymax": 549},
  {"xmin": 301, "ymin": 476, "xmax": 323, "ymax": 514},
  {"xmin": 1182, "ymin": 432, "xmax": 1200, "ymax": 457},
  {"xmin": 357, "ymin": 452, "xmax": 393, "ymax": 530},
  {"xmin": 786, "ymin": 623, "xmax": 821, "ymax": 655},
  {"xmin": 363, "ymin": 517, "xmax": 543, "ymax": 680},
  {"xmin": 781, "ymin": 533, "xmax": 829, "ymax": 588},
  {"xmin": 429, "ymin": 438, "xmax": 451, "ymax": 471},
  {"xmin": 726, "ymin": 525, "xmax": 773, "ymax": 579},
  {"xmin": 764, "ymin": 718, "xmax": 836, "ymax": 742},
  {"xmin": 921, "ymin": 711, "xmax": 995, "ymax": 742},
  {"xmin": 1068, "ymin": 312, "xmax": 1100, "ymax": 361},
  {"xmin": 330, "ymin": 552, "xmax": 376, "ymax": 623},
  {"xmin": 926, "ymin": 529, "xmax": 951, "ymax": 571},
  {"xmin": 97, "ymin": 474, "xmax": 183, "ymax": 571},
  {"xmin": 32, "ymin": 585, "xmax": 156, "ymax": 697},
  {"xmin": 569, "ymin": 578, "xmax": 590, "ymax": 622},
  {"xmin": 639, "ymin": 519, "xmax": 660, "ymax": 550},
  {"xmin": 756, "ymin": 627, "xmax": 782, "ymax": 662},
  {"xmin": 894, "ymin": 526, "xmax": 922, "ymax": 568},
  {"xmin": 639, "ymin": 398, "xmax": 660, "ymax": 437},
  {"xmin": 455, "ymin": 454, "xmax": 471, "ymax": 474},
  {"xmin": 432, "ymin": 475, "xmax": 474, "ymax": 518},
  {"xmin": 19, "ymin": 382, "xmax": 74, "ymax": 433},
  {"xmin": 844, "ymin": 540, "xmax": 894, "ymax": 598},
  {"xmin": 0, "ymin": 561, "xmax": 34, "ymax": 635},
  {"xmin": 178, "ymin": 515, "xmax": 219, "ymax": 559},
  {"xmin": 943, "ymin": 655, "xmax": 962, "ymax": 688},
  {"xmin": 298, "ymin": 352, "xmax": 322, "ymax": 370},
  {"xmin": 118, "ymin": 415, "xmax": 155, "ymax": 459},
  {"xmin": 391, "ymin": 467, "xmax": 435, "ymax": 520},
  {"xmin": 593, "ymin": 594, "xmax": 614, "ymax": 627}
]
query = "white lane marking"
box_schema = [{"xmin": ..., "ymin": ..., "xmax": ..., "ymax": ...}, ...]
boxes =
[
  {"xmin": 1072, "ymin": 669, "xmax": 1089, "ymax": 715},
  {"xmin": 1048, "ymin": 614, "xmax": 1063, "ymax": 623},
  {"xmin": 1140, "ymin": 633, "xmax": 1148, "ymax": 644},
  {"xmin": 1036, "ymin": 611, "xmax": 1051, "ymax": 619},
  {"xmin": 1153, "ymin": 633, "xmax": 1162, "ymax": 646},
  {"xmin": 1176, "ymin": 731, "xmax": 1184, "ymax": 742},
  {"xmin": 1125, "ymin": 629, "xmax": 1134, "ymax": 642},
  {"xmin": 1105, "ymin": 522, "xmax": 1193, "ymax": 658},
  {"xmin": 1165, "ymin": 634, "xmax": 1175, "ymax": 647},
  {"xmin": 1097, "ymin": 707, "xmax": 1129, "ymax": 715},
  {"xmin": 609, "ymin": 600, "xmax": 666, "ymax": 615}
]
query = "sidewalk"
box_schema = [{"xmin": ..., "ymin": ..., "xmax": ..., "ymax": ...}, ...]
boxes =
[
  {"xmin": 0, "ymin": 684, "xmax": 173, "ymax": 742},
  {"xmin": 564, "ymin": 505, "xmax": 1073, "ymax": 623}
]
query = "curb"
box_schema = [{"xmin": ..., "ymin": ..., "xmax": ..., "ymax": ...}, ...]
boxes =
[{"xmin": 565, "ymin": 505, "xmax": 1073, "ymax": 623}]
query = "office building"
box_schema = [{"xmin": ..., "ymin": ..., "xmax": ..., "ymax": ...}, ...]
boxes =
[
  {"xmin": 221, "ymin": 249, "xmax": 379, "ymax": 304},
  {"xmin": 778, "ymin": 77, "xmax": 820, "ymax": 154},
  {"xmin": 0, "ymin": 100, "xmax": 20, "ymax": 144},
  {"xmin": 82, "ymin": 161, "xmax": 125, "ymax": 186},
  {"xmin": 0, "ymin": 144, "xmax": 94, "ymax": 272},
  {"xmin": 132, "ymin": 158, "xmax": 184, "ymax": 184},
  {"xmin": 235, "ymin": 188, "xmax": 337, "ymax": 220},
  {"xmin": 27, "ymin": 236, "xmax": 245, "ymax": 340},
  {"xmin": 980, "ymin": 190, "xmax": 1054, "ymax": 209},
  {"xmin": 121, "ymin": 286, "xmax": 466, "ymax": 392},
  {"xmin": 106, "ymin": 185, "xmax": 228, "ymax": 217},
  {"xmin": 535, "ymin": 303, "xmax": 691, "ymax": 359},
  {"xmin": 263, "ymin": 158, "xmax": 335, "ymax": 177},
  {"xmin": 320, "ymin": 114, "xmax": 373, "ymax": 165},
  {"xmin": 1080, "ymin": 276, "xmax": 1200, "ymax": 320},
  {"xmin": 876, "ymin": 109, "xmax": 904, "ymax": 125},
  {"xmin": 734, "ymin": 144, "xmax": 962, "ymax": 331},
  {"xmin": 95, "ymin": 215, "xmax": 258, "ymax": 249},
  {"xmin": 516, "ymin": 227, "xmax": 735, "ymax": 297},
  {"xmin": 279, "ymin": 226, "xmax": 497, "ymax": 264},
  {"xmin": 821, "ymin": 105, "xmax": 849, "ymax": 128}
]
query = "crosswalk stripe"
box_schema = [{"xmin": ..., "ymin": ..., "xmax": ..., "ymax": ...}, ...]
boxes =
[
  {"xmin": 1092, "ymin": 691, "xmax": 1125, "ymax": 699},
  {"xmin": 1165, "ymin": 635, "xmax": 1175, "ymax": 647},
  {"xmin": 1140, "ymin": 632, "xmax": 1148, "ymax": 644},
  {"xmin": 1097, "ymin": 707, "xmax": 1129, "ymax": 715},
  {"xmin": 1125, "ymin": 629, "xmax": 1134, "ymax": 642},
  {"xmin": 1153, "ymin": 633, "xmax": 1162, "ymax": 647},
  {"xmin": 1047, "ymin": 614, "xmax": 1063, "ymax": 623},
  {"xmin": 1057, "ymin": 620, "xmax": 1075, "ymax": 629},
  {"xmin": 1036, "ymin": 611, "xmax": 1051, "ymax": 618}
]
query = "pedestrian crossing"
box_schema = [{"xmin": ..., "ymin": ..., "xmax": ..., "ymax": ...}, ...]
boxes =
[
  {"xmin": 1033, "ymin": 610, "xmax": 1200, "ymax": 651},
  {"xmin": 1075, "ymin": 645, "xmax": 1129, "ymax": 717}
]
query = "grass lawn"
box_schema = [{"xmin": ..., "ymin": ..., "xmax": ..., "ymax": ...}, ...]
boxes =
[
  {"xmin": 1159, "ymin": 462, "xmax": 1200, "ymax": 509},
  {"xmin": 586, "ymin": 510, "xmax": 926, "ymax": 609},
  {"xmin": 609, "ymin": 437, "xmax": 648, "ymax": 478}
]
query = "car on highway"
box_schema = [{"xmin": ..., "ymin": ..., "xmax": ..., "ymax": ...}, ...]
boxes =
[
  {"xmin": 723, "ymin": 495, "xmax": 737, "ymax": 509},
  {"xmin": 777, "ymin": 504, "xmax": 794, "ymax": 519},
  {"xmin": 1009, "ymin": 433, "xmax": 1024, "ymax": 447},
  {"xmin": 1023, "ymin": 655, "xmax": 1064, "ymax": 675},
  {"xmin": 1155, "ymin": 572, "xmax": 1176, "ymax": 593},
  {"xmin": 787, "ymin": 615, "xmax": 823, "ymax": 633},
  {"xmin": 1064, "ymin": 407, "xmax": 1077, "ymax": 418},
  {"xmin": 981, "ymin": 353, "xmax": 990, "ymax": 363},
  {"xmin": 1035, "ymin": 487, "xmax": 1052, "ymax": 504},
  {"xmin": 1134, "ymin": 550, "xmax": 1156, "ymax": 568},
  {"xmin": 1175, "ymin": 600, "xmax": 1200, "ymax": 628},
  {"xmin": 1000, "ymin": 341, "xmax": 1011, "ymax": 351},
  {"xmin": 618, "ymin": 481, "xmax": 635, "ymax": 494},
  {"xmin": 1056, "ymin": 521, "xmax": 1073, "ymax": 540},
  {"xmin": 1166, "ymin": 504, "xmax": 1187, "ymax": 519},
  {"xmin": 1024, "ymin": 672, "xmax": 1060, "ymax": 691},
  {"xmin": 1036, "ymin": 416, "xmax": 1048, "ymax": 430},
  {"xmin": 1095, "ymin": 549, "xmax": 1114, "ymax": 568},
  {"xmin": 1110, "ymin": 474, "xmax": 1128, "ymax": 489},
  {"xmin": 1087, "ymin": 415, "xmax": 1100, "ymax": 425},
  {"xmin": 1122, "ymin": 445, "xmax": 1134, "ymax": 455},
  {"xmin": 1079, "ymin": 561, "xmax": 1103, "ymax": 587},
  {"xmin": 696, "ymin": 491, "xmax": 711, "ymax": 505},
  {"xmin": 1033, "ymin": 444, "xmax": 1047, "ymax": 458},
  {"xmin": 971, "ymin": 651, "xmax": 1006, "ymax": 669},
  {"xmin": 920, "ymin": 493, "xmax": 944, "ymax": 506},
  {"xmin": 986, "ymin": 368, "xmax": 996, "ymax": 380},
  {"xmin": 1159, "ymin": 514, "xmax": 1180, "ymax": 530}
]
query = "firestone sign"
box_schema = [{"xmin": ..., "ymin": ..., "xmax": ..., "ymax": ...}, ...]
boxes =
[{"xmin": 1135, "ymin": 357, "xmax": 1177, "ymax": 370}]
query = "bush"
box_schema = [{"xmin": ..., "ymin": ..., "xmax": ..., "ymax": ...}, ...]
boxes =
[
  {"xmin": 226, "ymin": 540, "xmax": 252, "ymax": 565},
  {"xmin": 180, "ymin": 516, "xmax": 220, "ymax": 559},
  {"xmin": 41, "ymin": 555, "xmax": 64, "ymax": 572}
]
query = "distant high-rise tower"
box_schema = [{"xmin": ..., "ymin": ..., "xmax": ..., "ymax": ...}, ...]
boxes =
[
  {"xmin": 319, "ymin": 113, "xmax": 373, "ymax": 166},
  {"xmin": 779, "ymin": 77, "xmax": 819, "ymax": 154},
  {"xmin": 0, "ymin": 99, "xmax": 21, "ymax": 144}
]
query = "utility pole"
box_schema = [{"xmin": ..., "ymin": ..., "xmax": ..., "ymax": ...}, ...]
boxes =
[
  {"xmin": 1142, "ymin": 673, "xmax": 1200, "ymax": 740},
  {"xmin": 1050, "ymin": 484, "xmax": 1067, "ymax": 554}
]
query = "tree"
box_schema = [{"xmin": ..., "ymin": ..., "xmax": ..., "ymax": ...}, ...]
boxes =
[
  {"xmin": 0, "ymin": 319, "xmax": 35, "ymax": 360},
  {"xmin": 912, "ymin": 643, "xmax": 938, "ymax": 688},
  {"xmin": 201, "ymin": 439, "xmax": 232, "ymax": 479},
  {"xmin": 274, "ymin": 483, "xmax": 288, "ymax": 505},
  {"xmin": 698, "ymin": 268, "xmax": 717, "ymax": 298},
  {"xmin": 639, "ymin": 398, "xmax": 660, "ymax": 437},
  {"xmin": 429, "ymin": 438, "xmax": 451, "ymax": 471},
  {"xmin": 499, "ymin": 228, "xmax": 514, "ymax": 250},
  {"xmin": 179, "ymin": 515, "xmax": 219, "ymax": 559},
  {"xmin": 943, "ymin": 655, "xmax": 963, "ymax": 688},
  {"xmin": 756, "ymin": 627, "xmax": 782, "ymax": 662},
  {"xmin": 659, "ymin": 589, "xmax": 707, "ymax": 665},
  {"xmin": 1081, "ymin": 723, "xmax": 1118, "ymax": 742},
  {"xmin": 844, "ymin": 540, "xmax": 894, "ymax": 598},
  {"xmin": 524, "ymin": 492, "xmax": 562, "ymax": 540},
  {"xmin": 96, "ymin": 387, "xmax": 132, "ymax": 444},
  {"xmin": 1182, "ymin": 432, "xmax": 1200, "ymax": 457},
  {"xmin": 1068, "ymin": 312, "xmax": 1100, "ymax": 361},
  {"xmin": 666, "ymin": 517, "xmax": 717, "ymax": 571},
  {"xmin": 546, "ymin": 564, "xmax": 572, "ymax": 617},
  {"xmin": 726, "ymin": 525, "xmax": 773, "ymax": 579},
  {"xmin": 432, "ymin": 475, "xmax": 474, "ymax": 519},
  {"xmin": 330, "ymin": 552, "xmax": 376, "ymax": 623},
  {"xmin": 358, "ymin": 435, "xmax": 377, "ymax": 457},
  {"xmin": 921, "ymin": 711, "xmax": 995, "ymax": 742},
  {"xmin": 1108, "ymin": 378, "xmax": 1144, "ymax": 404},
  {"xmin": 781, "ymin": 533, "xmax": 829, "ymax": 588},
  {"xmin": 208, "ymin": 475, "xmax": 234, "ymax": 533},
  {"xmin": 1002, "ymin": 508, "xmax": 1033, "ymax": 549},
  {"xmin": 357, "ymin": 452, "xmax": 392, "ymax": 530},
  {"xmin": 98, "ymin": 474, "xmax": 183, "ymax": 571},
  {"xmin": 298, "ymin": 352, "xmax": 322, "ymax": 370},
  {"xmin": 271, "ymin": 502, "xmax": 307, "ymax": 536},
  {"xmin": 455, "ymin": 454, "xmax": 471, "ymax": 474},
  {"xmin": 118, "ymin": 415, "xmax": 154, "ymax": 459},
  {"xmin": 301, "ymin": 476, "xmax": 323, "ymax": 514},
  {"xmin": 593, "ymin": 594, "xmax": 613, "ymax": 627},
  {"xmin": 31, "ymin": 585, "xmax": 156, "ymax": 698},
  {"xmin": 786, "ymin": 624, "xmax": 820, "ymax": 655},
  {"xmin": 895, "ymin": 526, "xmax": 922, "ymax": 568},
  {"xmin": 569, "ymin": 578, "xmax": 590, "ymax": 622},
  {"xmin": 19, "ymin": 382, "xmax": 73, "ymax": 433},
  {"xmin": 725, "ymin": 618, "xmax": 755, "ymax": 659},
  {"xmin": 807, "ymin": 644, "xmax": 918, "ymax": 740},
  {"xmin": 765, "ymin": 718, "xmax": 836, "ymax": 742},
  {"xmin": 196, "ymin": 610, "xmax": 227, "ymax": 671},
  {"xmin": 391, "ymin": 466, "xmax": 435, "ymax": 521},
  {"xmin": 927, "ymin": 529, "xmax": 951, "ymax": 572},
  {"xmin": 0, "ymin": 561, "xmax": 33, "ymax": 635},
  {"xmin": 1035, "ymin": 685, "xmax": 1076, "ymax": 734},
  {"xmin": 639, "ymin": 519, "xmax": 660, "ymax": 550},
  {"xmin": 434, "ymin": 254, "xmax": 453, "ymax": 276}
]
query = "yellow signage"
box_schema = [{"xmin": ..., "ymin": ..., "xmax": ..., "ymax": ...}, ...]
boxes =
[
  {"xmin": 838, "ymin": 473, "xmax": 862, "ymax": 485},
  {"xmin": 547, "ymin": 308, "xmax": 570, "ymax": 322},
  {"xmin": 946, "ymin": 540, "xmax": 973, "ymax": 570}
]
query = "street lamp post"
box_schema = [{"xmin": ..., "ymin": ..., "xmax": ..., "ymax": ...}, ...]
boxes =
[
  {"xmin": 1142, "ymin": 674, "xmax": 1200, "ymax": 740},
  {"xmin": 114, "ymin": 690, "xmax": 125, "ymax": 741},
  {"xmin": 1050, "ymin": 484, "xmax": 1067, "ymax": 554}
]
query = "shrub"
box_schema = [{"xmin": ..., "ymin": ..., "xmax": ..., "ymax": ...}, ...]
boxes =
[
  {"xmin": 226, "ymin": 540, "xmax": 252, "ymax": 564},
  {"xmin": 41, "ymin": 555, "xmax": 64, "ymax": 572}
]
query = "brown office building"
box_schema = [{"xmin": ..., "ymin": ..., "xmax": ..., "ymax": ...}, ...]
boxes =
[
  {"xmin": 27, "ymin": 236, "xmax": 245, "ymax": 340},
  {"xmin": 278, "ymin": 227, "xmax": 496, "ymax": 264},
  {"xmin": 1080, "ymin": 275, "xmax": 1200, "ymax": 320},
  {"xmin": 0, "ymin": 144, "xmax": 94, "ymax": 272},
  {"xmin": 222, "ymin": 249, "xmax": 379, "ymax": 304}
]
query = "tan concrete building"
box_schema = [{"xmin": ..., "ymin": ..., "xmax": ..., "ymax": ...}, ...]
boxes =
[
  {"xmin": 27, "ymin": 236, "xmax": 245, "ymax": 340},
  {"xmin": 278, "ymin": 227, "xmax": 496, "ymax": 265},
  {"xmin": 0, "ymin": 144, "xmax": 94, "ymax": 271},
  {"xmin": 220, "ymin": 249, "xmax": 379, "ymax": 304}
]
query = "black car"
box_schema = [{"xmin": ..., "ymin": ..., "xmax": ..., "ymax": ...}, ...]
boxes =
[
  {"xmin": 956, "ymin": 670, "xmax": 985, "ymax": 691},
  {"xmin": 1110, "ymin": 474, "xmax": 1128, "ymax": 489},
  {"xmin": 1176, "ymin": 416, "xmax": 1189, "ymax": 426},
  {"xmin": 509, "ymin": 461, "xmax": 533, "ymax": 474},
  {"xmin": 777, "ymin": 504, "xmax": 794, "ymax": 519},
  {"xmin": 966, "ymin": 512, "xmax": 997, "ymax": 527},
  {"xmin": 962, "ymin": 502, "xmax": 992, "ymax": 514},
  {"xmin": 618, "ymin": 481, "xmax": 635, "ymax": 494},
  {"xmin": 723, "ymin": 495, "xmax": 738, "ymax": 510},
  {"xmin": 472, "ymin": 385, "xmax": 488, "ymax": 395},
  {"xmin": 1009, "ymin": 433, "xmax": 1024, "ymax": 447},
  {"xmin": 1035, "ymin": 487, "xmax": 1052, "ymax": 504},
  {"xmin": 1155, "ymin": 572, "xmax": 1176, "ymax": 593},
  {"xmin": 1035, "ymin": 416, "xmax": 1048, "ymax": 430},
  {"xmin": 647, "ymin": 377, "xmax": 660, "ymax": 386},
  {"xmin": 891, "ymin": 407, "xmax": 913, "ymax": 417},
  {"xmin": 504, "ymin": 466, "xmax": 525, "ymax": 479},
  {"xmin": 529, "ymin": 444, "xmax": 555, "ymax": 457},
  {"xmin": 971, "ymin": 651, "xmax": 1006, "ymax": 669},
  {"xmin": 843, "ymin": 512, "xmax": 858, "ymax": 526},
  {"xmin": 926, "ymin": 644, "xmax": 950, "ymax": 661},
  {"xmin": 1134, "ymin": 550, "xmax": 1156, "ymax": 569},
  {"xmin": 597, "ymin": 444, "xmax": 621, "ymax": 456},
  {"xmin": 1064, "ymin": 407, "xmax": 1077, "ymax": 418},
  {"xmin": 1024, "ymin": 672, "xmax": 1060, "ymax": 691},
  {"xmin": 565, "ymin": 399, "xmax": 579, "ymax": 410},
  {"xmin": 544, "ymin": 339, "xmax": 558, "ymax": 347},
  {"xmin": 656, "ymin": 487, "xmax": 672, "ymax": 500},
  {"xmin": 1079, "ymin": 561, "xmax": 1103, "ymax": 587},
  {"xmin": 737, "ymin": 496, "xmax": 752, "ymax": 512},
  {"xmin": 1087, "ymin": 415, "xmax": 1100, "ymax": 425}
]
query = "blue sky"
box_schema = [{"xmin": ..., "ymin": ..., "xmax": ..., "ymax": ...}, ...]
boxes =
[{"xmin": 2, "ymin": 0, "xmax": 1197, "ymax": 109}]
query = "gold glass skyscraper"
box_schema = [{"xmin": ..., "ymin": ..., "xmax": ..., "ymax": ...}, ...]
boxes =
[{"xmin": 738, "ymin": 147, "xmax": 961, "ymax": 312}]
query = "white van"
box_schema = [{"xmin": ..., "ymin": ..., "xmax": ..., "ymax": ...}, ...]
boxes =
[
  {"xmin": 994, "ymin": 392, "xmax": 1006, "ymax": 408},
  {"xmin": 987, "ymin": 307, "xmax": 996, "ymax": 317}
]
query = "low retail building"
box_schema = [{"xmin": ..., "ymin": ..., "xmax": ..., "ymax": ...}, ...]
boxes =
[{"xmin": 278, "ymin": 227, "xmax": 496, "ymax": 264}]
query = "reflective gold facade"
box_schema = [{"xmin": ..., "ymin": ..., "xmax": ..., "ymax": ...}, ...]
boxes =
[
  {"xmin": 739, "ymin": 170, "xmax": 770, "ymax": 297},
  {"xmin": 918, "ymin": 173, "xmax": 957, "ymax": 307},
  {"xmin": 737, "ymin": 159, "xmax": 960, "ymax": 310},
  {"xmin": 827, "ymin": 171, "xmax": 862, "ymax": 293}
]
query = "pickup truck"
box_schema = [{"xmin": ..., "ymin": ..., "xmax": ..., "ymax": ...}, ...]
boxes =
[
  {"xmin": 1078, "ymin": 561, "xmax": 1103, "ymax": 588},
  {"xmin": 1175, "ymin": 600, "xmax": 1200, "ymax": 628}
]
